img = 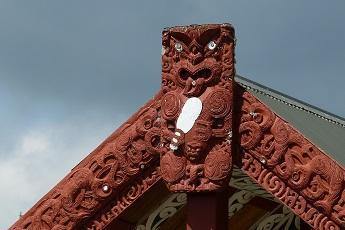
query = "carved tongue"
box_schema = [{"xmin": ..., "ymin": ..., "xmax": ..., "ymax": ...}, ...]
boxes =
[
  {"xmin": 176, "ymin": 97, "xmax": 202, "ymax": 133},
  {"xmin": 183, "ymin": 78, "xmax": 193, "ymax": 95}
]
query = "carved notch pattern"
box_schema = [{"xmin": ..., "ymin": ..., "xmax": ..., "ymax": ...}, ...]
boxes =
[
  {"xmin": 85, "ymin": 166, "xmax": 161, "ymax": 229},
  {"xmin": 159, "ymin": 24, "xmax": 236, "ymax": 192},
  {"xmin": 238, "ymin": 88, "xmax": 345, "ymax": 229}
]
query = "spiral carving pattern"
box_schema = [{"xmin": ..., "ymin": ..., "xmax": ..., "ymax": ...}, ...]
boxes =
[{"xmin": 238, "ymin": 87, "xmax": 345, "ymax": 229}]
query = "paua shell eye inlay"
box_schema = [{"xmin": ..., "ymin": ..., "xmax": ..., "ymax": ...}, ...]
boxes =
[
  {"xmin": 207, "ymin": 41, "xmax": 217, "ymax": 50},
  {"xmin": 175, "ymin": 43, "xmax": 183, "ymax": 52}
]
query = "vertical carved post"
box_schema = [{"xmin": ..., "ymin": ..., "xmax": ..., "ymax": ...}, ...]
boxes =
[
  {"xmin": 159, "ymin": 23, "xmax": 236, "ymax": 228},
  {"xmin": 187, "ymin": 192, "xmax": 229, "ymax": 230}
]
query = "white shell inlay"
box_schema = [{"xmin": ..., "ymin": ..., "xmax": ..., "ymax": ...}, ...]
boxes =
[
  {"xmin": 175, "ymin": 43, "xmax": 183, "ymax": 52},
  {"xmin": 207, "ymin": 41, "xmax": 217, "ymax": 50},
  {"xmin": 176, "ymin": 97, "xmax": 202, "ymax": 134},
  {"xmin": 170, "ymin": 143, "xmax": 178, "ymax": 151},
  {"xmin": 102, "ymin": 185, "xmax": 109, "ymax": 192}
]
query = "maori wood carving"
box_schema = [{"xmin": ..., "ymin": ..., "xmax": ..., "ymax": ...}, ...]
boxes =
[
  {"xmin": 160, "ymin": 24, "xmax": 236, "ymax": 192},
  {"xmin": 11, "ymin": 93, "xmax": 163, "ymax": 230},
  {"xmin": 10, "ymin": 22, "xmax": 345, "ymax": 230},
  {"xmin": 237, "ymin": 87, "xmax": 345, "ymax": 229},
  {"xmin": 84, "ymin": 166, "xmax": 161, "ymax": 229}
]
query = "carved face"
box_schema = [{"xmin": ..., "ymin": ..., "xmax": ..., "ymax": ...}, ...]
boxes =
[
  {"xmin": 185, "ymin": 141, "xmax": 206, "ymax": 162},
  {"xmin": 162, "ymin": 24, "xmax": 235, "ymax": 97},
  {"xmin": 160, "ymin": 24, "xmax": 235, "ymax": 192}
]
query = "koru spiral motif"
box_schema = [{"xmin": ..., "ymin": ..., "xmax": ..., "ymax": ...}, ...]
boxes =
[{"xmin": 159, "ymin": 24, "xmax": 236, "ymax": 192}]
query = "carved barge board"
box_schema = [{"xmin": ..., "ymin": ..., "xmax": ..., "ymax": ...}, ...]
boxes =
[
  {"xmin": 10, "ymin": 92, "xmax": 163, "ymax": 230},
  {"xmin": 236, "ymin": 86, "xmax": 345, "ymax": 230},
  {"xmin": 83, "ymin": 166, "xmax": 161, "ymax": 229},
  {"xmin": 10, "ymin": 83, "xmax": 345, "ymax": 229},
  {"xmin": 10, "ymin": 21, "xmax": 344, "ymax": 229}
]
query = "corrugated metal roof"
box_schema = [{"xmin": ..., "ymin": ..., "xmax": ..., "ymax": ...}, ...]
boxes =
[{"xmin": 235, "ymin": 75, "xmax": 345, "ymax": 166}]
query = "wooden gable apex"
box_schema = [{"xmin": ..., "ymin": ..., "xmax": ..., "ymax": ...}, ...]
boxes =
[
  {"xmin": 11, "ymin": 22, "xmax": 345, "ymax": 229},
  {"xmin": 10, "ymin": 79, "xmax": 345, "ymax": 229}
]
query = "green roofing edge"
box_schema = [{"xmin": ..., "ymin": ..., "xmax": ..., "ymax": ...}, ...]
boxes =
[
  {"xmin": 235, "ymin": 75, "xmax": 345, "ymax": 165},
  {"xmin": 235, "ymin": 75, "xmax": 345, "ymax": 127}
]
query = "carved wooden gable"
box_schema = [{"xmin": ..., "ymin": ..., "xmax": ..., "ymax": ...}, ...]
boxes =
[{"xmin": 11, "ymin": 24, "xmax": 345, "ymax": 230}]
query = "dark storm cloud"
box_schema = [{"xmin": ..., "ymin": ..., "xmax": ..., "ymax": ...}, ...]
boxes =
[
  {"xmin": 1, "ymin": 1, "xmax": 344, "ymax": 117},
  {"xmin": 0, "ymin": 0, "xmax": 344, "ymax": 227}
]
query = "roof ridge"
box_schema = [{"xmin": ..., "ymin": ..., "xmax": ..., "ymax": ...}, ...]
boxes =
[{"xmin": 235, "ymin": 75, "xmax": 345, "ymax": 128}]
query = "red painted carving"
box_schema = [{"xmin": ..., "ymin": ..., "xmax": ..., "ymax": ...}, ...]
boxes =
[
  {"xmin": 10, "ymin": 23, "xmax": 345, "ymax": 230},
  {"xmin": 10, "ymin": 94, "xmax": 163, "ymax": 230},
  {"xmin": 237, "ymin": 88, "xmax": 345, "ymax": 229},
  {"xmin": 159, "ymin": 24, "xmax": 236, "ymax": 192},
  {"xmin": 84, "ymin": 166, "xmax": 161, "ymax": 229}
]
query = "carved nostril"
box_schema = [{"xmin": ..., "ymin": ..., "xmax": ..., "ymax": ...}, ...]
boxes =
[
  {"xmin": 179, "ymin": 68, "xmax": 212, "ymax": 81},
  {"xmin": 179, "ymin": 69, "xmax": 190, "ymax": 80},
  {"xmin": 194, "ymin": 68, "xmax": 212, "ymax": 80}
]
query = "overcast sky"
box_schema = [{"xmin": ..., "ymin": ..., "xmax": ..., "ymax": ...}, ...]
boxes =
[{"xmin": 0, "ymin": 1, "xmax": 344, "ymax": 228}]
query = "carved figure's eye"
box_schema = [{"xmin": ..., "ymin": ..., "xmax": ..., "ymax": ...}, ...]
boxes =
[
  {"xmin": 207, "ymin": 41, "xmax": 217, "ymax": 50},
  {"xmin": 175, "ymin": 43, "xmax": 183, "ymax": 52}
]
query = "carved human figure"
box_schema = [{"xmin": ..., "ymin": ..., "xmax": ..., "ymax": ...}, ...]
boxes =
[{"xmin": 159, "ymin": 24, "xmax": 236, "ymax": 192}]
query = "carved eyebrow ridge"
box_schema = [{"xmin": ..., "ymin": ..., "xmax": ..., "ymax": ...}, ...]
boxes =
[
  {"xmin": 197, "ymin": 28, "xmax": 220, "ymax": 46},
  {"xmin": 170, "ymin": 31, "xmax": 192, "ymax": 45}
]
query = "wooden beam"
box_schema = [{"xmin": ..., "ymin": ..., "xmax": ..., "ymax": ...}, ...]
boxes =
[{"xmin": 186, "ymin": 192, "xmax": 228, "ymax": 230}]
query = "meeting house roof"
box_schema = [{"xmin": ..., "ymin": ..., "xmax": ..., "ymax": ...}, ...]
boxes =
[
  {"xmin": 10, "ymin": 75, "xmax": 345, "ymax": 230},
  {"xmin": 10, "ymin": 23, "xmax": 345, "ymax": 230}
]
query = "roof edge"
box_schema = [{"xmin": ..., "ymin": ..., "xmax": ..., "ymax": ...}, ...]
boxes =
[{"xmin": 235, "ymin": 75, "xmax": 345, "ymax": 128}]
